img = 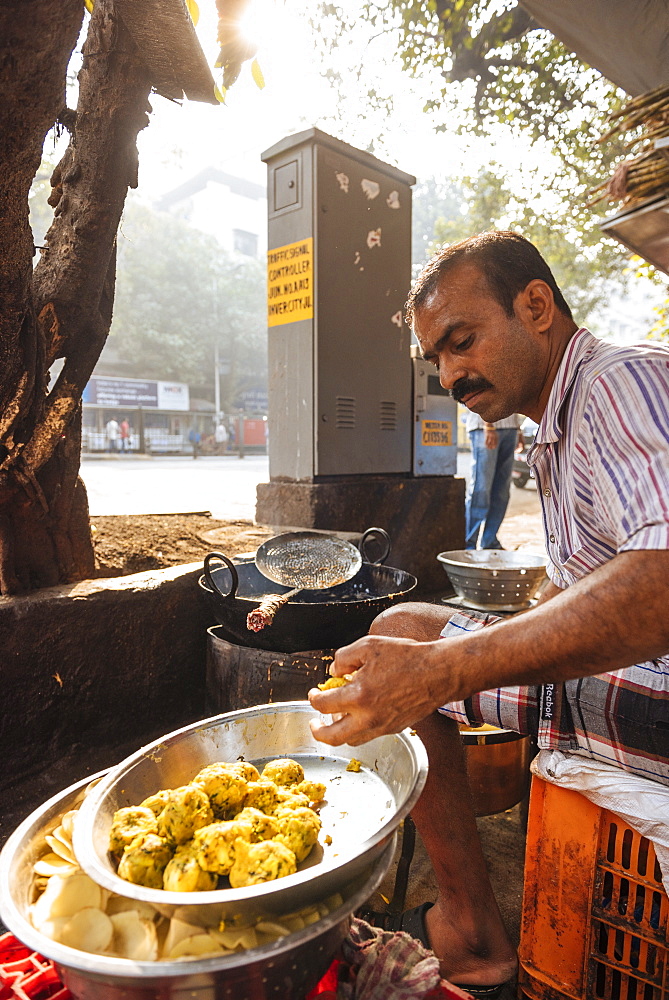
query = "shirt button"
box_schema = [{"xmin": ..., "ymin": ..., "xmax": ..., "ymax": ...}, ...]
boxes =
[
  {"xmin": 544, "ymin": 489, "xmax": 552, "ymax": 497},
  {"xmin": 549, "ymin": 533, "xmax": 556, "ymax": 543}
]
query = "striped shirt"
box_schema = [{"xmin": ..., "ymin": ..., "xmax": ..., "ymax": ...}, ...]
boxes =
[{"xmin": 440, "ymin": 329, "xmax": 669, "ymax": 787}]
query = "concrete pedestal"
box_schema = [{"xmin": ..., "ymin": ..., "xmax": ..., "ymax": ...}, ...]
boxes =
[{"xmin": 256, "ymin": 475, "xmax": 465, "ymax": 593}]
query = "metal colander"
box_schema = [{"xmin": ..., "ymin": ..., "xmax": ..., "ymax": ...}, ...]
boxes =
[
  {"xmin": 437, "ymin": 549, "xmax": 548, "ymax": 610},
  {"xmin": 255, "ymin": 532, "xmax": 362, "ymax": 590}
]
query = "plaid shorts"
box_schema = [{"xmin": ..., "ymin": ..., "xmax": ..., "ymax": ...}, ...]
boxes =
[{"xmin": 439, "ymin": 611, "xmax": 669, "ymax": 788}]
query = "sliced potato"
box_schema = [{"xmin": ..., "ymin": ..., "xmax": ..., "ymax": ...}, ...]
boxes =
[
  {"xmin": 60, "ymin": 811, "xmax": 77, "ymax": 838},
  {"xmin": 254, "ymin": 920, "xmax": 290, "ymax": 938},
  {"xmin": 44, "ymin": 872, "xmax": 103, "ymax": 919},
  {"xmin": 162, "ymin": 917, "xmax": 206, "ymax": 958},
  {"xmin": 34, "ymin": 853, "xmax": 79, "ymax": 877},
  {"xmin": 51, "ymin": 825, "xmax": 74, "ymax": 850},
  {"xmin": 45, "ymin": 835, "xmax": 77, "ymax": 864},
  {"xmin": 210, "ymin": 926, "xmax": 258, "ymax": 951},
  {"xmin": 168, "ymin": 934, "xmax": 225, "ymax": 960},
  {"xmin": 60, "ymin": 907, "xmax": 114, "ymax": 953},
  {"xmin": 106, "ymin": 896, "xmax": 159, "ymax": 921},
  {"xmin": 35, "ymin": 916, "xmax": 69, "ymax": 942},
  {"xmin": 110, "ymin": 910, "xmax": 158, "ymax": 961}
]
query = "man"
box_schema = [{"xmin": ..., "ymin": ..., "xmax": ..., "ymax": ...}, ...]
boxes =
[
  {"xmin": 465, "ymin": 410, "xmax": 520, "ymax": 549},
  {"xmin": 105, "ymin": 417, "xmax": 119, "ymax": 454},
  {"xmin": 188, "ymin": 426, "xmax": 200, "ymax": 459},
  {"xmin": 119, "ymin": 417, "xmax": 131, "ymax": 452},
  {"xmin": 309, "ymin": 232, "xmax": 669, "ymax": 995},
  {"xmin": 215, "ymin": 421, "xmax": 229, "ymax": 455}
]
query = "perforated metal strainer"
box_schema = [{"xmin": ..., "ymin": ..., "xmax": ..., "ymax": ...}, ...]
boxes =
[
  {"xmin": 256, "ymin": 531, "xmax": 362, "ymax": 589},
  {"xmin": 248, "ymin": 532, "xmax": 363, "ymax": 632}
]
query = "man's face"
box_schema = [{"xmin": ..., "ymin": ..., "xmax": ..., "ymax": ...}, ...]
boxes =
[{"xmin": 413, "ymin": 263, "xmax": 546, "ymax": 422}]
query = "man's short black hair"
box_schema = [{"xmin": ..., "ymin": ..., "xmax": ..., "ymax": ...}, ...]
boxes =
[{"xmin": 405, "ymin": 231, "xmax": 573, "ymax": 326}]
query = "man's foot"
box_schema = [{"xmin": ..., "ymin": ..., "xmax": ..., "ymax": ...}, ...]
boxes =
[
  {"xmin": 359, "ymin": 902, "xmax": 517, "ymax": 992},
  {"xmin": 424, "ymin": 899, "xmax": 517, "ymax": 987}
]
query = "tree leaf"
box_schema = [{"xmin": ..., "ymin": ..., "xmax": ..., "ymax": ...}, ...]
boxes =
[
  {"xmin": 250, "ymin": 58, "xmax": 265, "ymax": 90},
  {"xmin": 186, "ymin": 0, "xmax": 199, "ymax": 26},
  {"xmin": 84, "ymin": 0, "xmax": 94, "ymax": 11},
  {"xmin": 214, "ymin": 81, "xmax": 227, "ymax": 104}
]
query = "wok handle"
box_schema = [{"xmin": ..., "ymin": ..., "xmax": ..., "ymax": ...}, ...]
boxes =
[
  {"xmin": 247, "ymin": 587, "xmax": 300, "ymax": 632},
  {"xmin": 360, "ymin": 526, "xmax": 391, "ymax": 565},
  {"xmin": 203, "ymin": 552, "xmax": 239, "ymax": 600}
]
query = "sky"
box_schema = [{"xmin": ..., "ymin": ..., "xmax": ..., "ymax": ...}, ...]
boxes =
[
  {"xmin": 47, "ymin": 0, "xmax": 665, "ymax": 339},
  {"xmin": 125, "ymin": 0, "xmax": 664, "ymax": 338},
  {"xmin": 134, "ymin": 0, "xmax": 545, "ymax": 202}
]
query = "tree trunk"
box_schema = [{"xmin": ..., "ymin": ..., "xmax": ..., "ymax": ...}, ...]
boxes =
[{"xmin": 0, "ymin": 0, "xmax": 152, "ymax": 594}]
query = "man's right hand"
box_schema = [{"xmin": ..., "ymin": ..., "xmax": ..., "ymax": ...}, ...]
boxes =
[
  {"xmin": 308, "ymin": 634, "xmax": 459, "ymax": 747},
  {"xmin": 483, "ymin": 424, "xmax": 498, "ymax": 449}
]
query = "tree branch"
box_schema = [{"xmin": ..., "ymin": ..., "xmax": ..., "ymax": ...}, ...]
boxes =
[
  {"xmin": 0, "ymin": 0, "xmax": 83, "ymax": 454},
  {"xmin": 27, "ymin": 0, "xmax": 152, "ymax": 474}
]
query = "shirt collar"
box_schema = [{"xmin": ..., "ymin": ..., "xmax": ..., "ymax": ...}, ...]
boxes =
[{"xmin": 532, "ymin": 328, "xmax": 596, "ymax": 447}]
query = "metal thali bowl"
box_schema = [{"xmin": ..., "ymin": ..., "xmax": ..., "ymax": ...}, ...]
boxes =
[
  {"xmin": 0, "ymin": 769, "xmax": 396, "ymax": 1000},
  {"xmin": 437, "ymin": 548, "xmax": 548, "ymax": 610},
  {"xmin": 73, "ymin": 703, "xmax": 428, "ymax": 927}
]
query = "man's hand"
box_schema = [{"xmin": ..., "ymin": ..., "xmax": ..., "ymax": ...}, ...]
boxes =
[
  {"xmin": 483, "ymin": 424, "xmax": 498, "ymax": 449},
  {"xmin": 309, "ymin": 551, "xmax": 669, "ymax": 749},
  {"xmin": 308, "ymin": 635, "xmax": 454, "ymax": 747}
]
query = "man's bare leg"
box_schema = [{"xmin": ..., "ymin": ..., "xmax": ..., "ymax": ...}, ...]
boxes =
[{"xmin": 370, "ymin": 603, "xmax": 517, "ymax": 987}]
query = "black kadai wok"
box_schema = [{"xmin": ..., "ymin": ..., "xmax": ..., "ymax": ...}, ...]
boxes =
[{"xmin": 199, "ymin": 528, "xmax": 417, "ymax": 652}]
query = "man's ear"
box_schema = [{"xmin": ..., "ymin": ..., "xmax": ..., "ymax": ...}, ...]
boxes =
[{"xmin": 516, "ymin": 279, "xmax": 554, "ymax": 333}]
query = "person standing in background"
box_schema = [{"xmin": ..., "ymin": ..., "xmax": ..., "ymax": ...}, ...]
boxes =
[
  {"xmin": 105, "ymin": 417, "xmax": 119, "ymax": 454},
  {"xmin": 188, "ymin": 426, "xmax": 201, "ymax": 459},
  {"xmin": 465, "ymin": 411, "xmax": 521, "ymax": 549},
  {"xmin": 119, "ymin": 417, "xmax": 131, "ymax": 452},
  {"xmin": 215, "ymin": 421, "xmax": 228, "ymax": 455}
]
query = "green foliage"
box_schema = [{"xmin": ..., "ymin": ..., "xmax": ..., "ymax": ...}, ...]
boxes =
[
  {"xmin": 647, "ymin": 297, "xmax": 669, "ymax": 341},
  {"xmin": 420, "ymin": 166, "xmax": 626, "ymax": 325},
  {"xmin": 316, "ymin": 0, "xmax": 635, "ymax": 295},
  {"xmin": 411, "ymin": 176, "xmax": 463, "ymax": 268},
  {"xmin": 109, "ymin": 202, "xmax": 266, "ymax": 409}
]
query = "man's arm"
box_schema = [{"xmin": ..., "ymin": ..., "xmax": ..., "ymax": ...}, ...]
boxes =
[{"xmin": 308, "ymin": 549, "xmax": 669, "ymax": 747}]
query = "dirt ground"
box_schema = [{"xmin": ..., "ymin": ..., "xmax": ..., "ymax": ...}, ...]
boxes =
[
  {"xmin": 91, "ymin": 513, "xmax": 273, "ymax": 577},
  {"xmin": 90, "ymin": 479, "xmax": 545, "ymax": 578}
]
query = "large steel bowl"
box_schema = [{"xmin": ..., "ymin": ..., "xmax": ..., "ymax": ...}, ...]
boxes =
[
  {"xmin": 0, "ymin": 770, "xmax": 396, "ymax": 1000},
  {"xmin": 73, "ymin": 703, "xmax": 428, "ymax": 926},
  {"xmin": 437, "ymin": 549, "xmax": 548, "ymax": 610}
]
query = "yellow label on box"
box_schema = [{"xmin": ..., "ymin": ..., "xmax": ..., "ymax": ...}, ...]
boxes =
[
  {"xmin": 421, "ymin": 420, "xmax": 452, "ymax": 446},
  {"xmin": 267, "ymin": 238, "xmax": 314, "ymax": 327}
]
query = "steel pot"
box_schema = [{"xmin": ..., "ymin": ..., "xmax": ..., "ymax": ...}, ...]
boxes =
[
  {"xmin": 0, "ymin": 770, "xmax": 396, "ymax": 1000},
  {"xmin": 199, "ymin": 528, "xmax": 417, "ymax": 652},
  {"xmin": 73, "ymin": 703, "xmax": 428, "ymax": 926}
]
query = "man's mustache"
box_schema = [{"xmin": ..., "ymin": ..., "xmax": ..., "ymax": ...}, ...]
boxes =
[{"xmin": 452, "ymin": 377, "xmax": 493, "ymax": 405}]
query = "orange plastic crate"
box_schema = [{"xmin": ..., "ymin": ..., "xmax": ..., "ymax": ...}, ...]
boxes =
[{"xmin": 518, "ymin": 775, "xmax": 668, "ymax": 1000}]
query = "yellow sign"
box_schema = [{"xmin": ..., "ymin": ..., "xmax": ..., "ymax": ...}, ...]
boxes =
[
  {"xmin": 421, "ymin": 420, "xmax": 453, "ymax": 446},
  {"xmin": 267, "ymin": 238, "xmax": 314, "ymax": 327}
]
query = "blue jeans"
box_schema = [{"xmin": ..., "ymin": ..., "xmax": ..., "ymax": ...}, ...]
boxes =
[{"xmin": 465, "ymin": 427, "xmax": 517, "ymax": 549}]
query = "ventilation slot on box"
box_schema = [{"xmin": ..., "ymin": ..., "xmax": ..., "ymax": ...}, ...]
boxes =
[
  {"xmin": 380, "ymin": 400, "xmax": 397, "ymax": 430},
  {"xmin": 335, "ymin": 396, "xmax": 356, "ymax": 429}
]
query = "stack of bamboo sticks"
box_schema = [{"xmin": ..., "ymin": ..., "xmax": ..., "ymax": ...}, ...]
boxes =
[{"xmin": 589, "ymin": 83, "xmax": 669, "ymax": 208}]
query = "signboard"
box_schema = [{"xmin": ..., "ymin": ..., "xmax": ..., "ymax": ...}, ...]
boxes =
[
  {"xmin": 267, "ymin": 237, "xmax": 314, "ymax": 327},
  {"xmin": 236, "ymin": 388, "xmax": 269, "ymax": 412},
  {"xmin": 157, "ymin": 381, "xmax": 190, "ymax": 411},
  {"xmin": 82, "ymin": 376, "xmax": 189, "ymax": 411},
  {"xmin": 420, "ymin": 419, "xmax": 453, "ymax": 446}
]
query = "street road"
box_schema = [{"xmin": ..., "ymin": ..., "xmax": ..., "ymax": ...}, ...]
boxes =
[
  {"xmin": 81, "ymin": 454, "xmax": 270, "ymax": 519},
  {"xmin": 81, "ymin": 452, "xmax": 543, "ymax": 552}
]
